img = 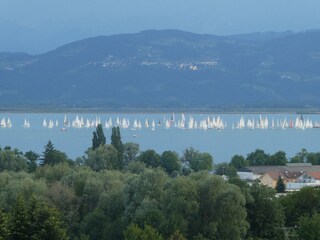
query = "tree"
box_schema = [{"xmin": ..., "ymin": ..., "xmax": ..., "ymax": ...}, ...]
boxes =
[
  {"xmin": 123, "ymin": 142, "xmax": 140, "ymax": 164},
  {"xmin": 213, "ymin": 187, "xmax": 249, "ymax": 239},
  {"xmin": 275, "ymin": 176, "xmax": 286, "ymax": 193},
  {"xmin": 290, "ymin": 148, "xmax": 308, "ymax": 163},
  {"xmin": 246, "ymin": 149, "xmax": 269, "ymax": 166},
  {"xmin": 80, "ymin": 208, "xmax": 107, "ymax": 240},
  {"xmin": 298, "ymin": 213, "xmax": 320, "ymax": 240},
  {"xmin": 27, "ymin": 196, "xmax": 69, "ymax": 240},
  {"xmin": 0, "ymin": 208, "xmax": 9, "ymax": 240},
  {"xmin": 25, "ymin": 150, "xmax": 40, "ymax": 172},
  {"xmin": 168, "ymin": 230, "xmax": 186, "ymax": 240},
  {"xmin": 229, "ymin": 155, "xmax": 248, "ymax": 170},
  {"xmin": 160, "ymin": 151, "xmax": 181, "ymax": 175},
  {"xmin": 9, "ymin": 195, "xmax": 29, "ymax": 240},
  {"xmin": 182, "ymin": 148, "xmax": 213, "ymax": 172},
  {"xmin": 8, "ymin": 194, "xmax": 68, "ymax": 240},
  {"xmin": 0, "ymin": 148, "xmax": 28, "ymax": 172},
  {"xmin": 137, "ymin": 149, "xmax": 161, "ymax": 168},
  {"xmin": 267, "ymin": 151, "xmax": 288, "ymax": 166},
  {"xmin": 306, "ymin": 152, "xmax": 320, "ymax": 165},
  {"xmin": 124, "ymin": 223, "xmax": 164, "ymax": 240},
  {"xmin": 84, "ymin": 144, "xmax": 119, "ymax": 171},
  {"xmin": 215, "ymin": 162, "xmax": 237, "ymax": 178},
  {"xmin": 92, "ymin": 124, "xmax": 106, "ymax": 150},
  {"xmin": 163, "ymin": 176, "xmax": 199, "ymax": 237},
  {"xmin": 41, "ymin": 140, "xmax": 70, "ymax": 166},
  {"xmin": 111, "ymin": 127, "xmax": 124, "ymax": 168},
  {"xmin": 246, "ymin": 182, "xmax": 285, "ymax": 239},
  {"xmin": 123, "ymin": 169, "xmax": 167, "ymax": 231},
  {"xmin": 280, "ymin": 187, "xmax": 320, "ymax": 227},
  {"xmin": 193, "ymin": 173, "xmax": 248, "ymax": 239}
]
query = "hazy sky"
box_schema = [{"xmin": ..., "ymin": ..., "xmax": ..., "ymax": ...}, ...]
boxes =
[{"xmin": 1, "ymin": 0, "xmax": 320, "ymax": 53}]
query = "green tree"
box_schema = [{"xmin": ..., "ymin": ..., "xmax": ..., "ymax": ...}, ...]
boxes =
[
  {"xmin": 193, "ymin": 173, "xmax": 248, "ymax": 239},
  {"xmin": 27, "ymin": 196, "xmax": 69, "ymax": 240},
  {"xmin": 160, "ymin": 151, "xmax": 181, "ymax": 175},
  {"xmin": 80, "ymin": 208, "xmax": 107, "ymax": 240},
  {"xmin": 0, "ymin": 149, "xmax": 28, "ymax": 172},
  {"xmin": 168, "ymin": 230, "xmax": 186, "ymax": 240},
  {"xmin": 84, "ymin": 144, "xmax": 119, "ymax": 171},
  {"xmin": 92, "ymin": 124, "xmax": 106, "ymax": 150},
  {"xmin": 267, "ymin": 151, "xmax": 288, "ymax": 166},
  {"xmin": 8, "ymin": 195, "xmax": 68, "ymax": 240},
  {"xmin": 123, "ymin": 142, "xmax": 140, "ymax": 164},
  {"xmin": 163, "ymin": 176, "xmax": 199, "ymax": 237},
  {"xmin": 246, "ymin": 182, "xmax": 285, "ymax": 239},
  {"xmin": 280, "ymin": 187, "xmax": 320, "ymax": 227},
  {"xmin": 137, "ymin": 149, "xmax": 161, "ymax": 168},
  {"xmin": 124, "ymin": 223, "xmax": 164, "ymax": 240},
  {"xmin": 111, "ymin": 127, "xmax": 124, "ymax": 168},
  {"xmin": 275, "ymin": 176, "xmax": 286, "ymax": 193},
  {"xmin": 229, "ymin": 155, "xmax": 248, "ymax": 170},
  {"xmin": 213, "ymin": 187, "xmax": 249, "ymax": 239},
  {"xmin": 215, "ymin": 162, "xmax": 237, "ymax": 178},
  {"xmin": 306, "ymin": 152, "xmax": 320, "ymax": 165},
  {"xmin": 182, "ymin": 148, "xmax": 213, "ymax": 172},
  {"xmin": 246, "ymin": 149, "xmax": 269, "ymax": 166},
  {"xmin": 41, "ymin": 140, "xmax": 70, "ymax": 166},
  {"xmin": 298, "ymin": 213, "xmax": 320, "ymax": 240},
  {"xmin": 24, "ymin": 150, "xmax": 39, "ymax": 172},
  {"xmin": 0, "ymin": 208, "xmax": 9, "ymax": 240},
  {"xmin": 8, "ymin": 195, "xmax": 29, "ymax": 240},
  {"xmin": 123, "ymin": 169, "xmax": 167, "ymax": 231},
  {"xmin": 290, "ymin": 148, "xmax": 308, "ymax": 163}
]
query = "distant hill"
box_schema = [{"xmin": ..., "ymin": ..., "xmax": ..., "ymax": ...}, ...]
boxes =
[{"xmin": 1, "ymin": 29, "xmax": 320, "ymax": 110}]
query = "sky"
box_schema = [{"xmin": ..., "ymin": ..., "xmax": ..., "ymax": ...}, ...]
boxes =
[{"xmin": 1, "ymin": 0, "xmax": 320, "ymax": 53}]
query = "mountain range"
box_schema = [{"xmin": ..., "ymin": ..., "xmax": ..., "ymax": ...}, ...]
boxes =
[{"xmin": 1, "ymin": 29, "xmax": 320, "ymax": 111}]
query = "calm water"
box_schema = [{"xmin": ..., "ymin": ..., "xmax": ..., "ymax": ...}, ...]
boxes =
[{"xmin": 0, "ymin": 113, "xmax": 320, "ymax": 163}]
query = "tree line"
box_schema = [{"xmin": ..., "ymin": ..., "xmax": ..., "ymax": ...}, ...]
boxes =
[{"xmin": 1, "ymin": 124, "xmax": 320, "ymax": 239}]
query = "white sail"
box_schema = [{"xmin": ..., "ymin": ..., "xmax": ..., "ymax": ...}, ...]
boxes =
[
  {"xmin": 145, "ymin": 118, "xmax": 149, "ymax": 128},
  {"xmin": 48, "ymin": 120, "xmax": 54, "ymax": 128},
  {"xmin": 43, "ymin": 118, "xmax": 47, "ymax": 127},
  {"xmin": 151, "ymin": 119, "xmax": 155, "ymax": 130},
  {"xmin": 23, "ymin": 119, "xmax": 30, "ymax": 128},
  {"xmin": 6, "ymin": 118, "xmax": 12, "ymax": 128},
  {"xmin": 1, "ymin": 117, "xmax": 7, "ymax": 128},
  {"xmin": 63, "ymin": 114, "xmax": 68, "ymax": 126}
]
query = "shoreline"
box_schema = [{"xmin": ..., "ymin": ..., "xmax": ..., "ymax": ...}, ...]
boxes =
[{"xmin": 1, "ymin": 107, "xmax": 320, "ymax": 114}]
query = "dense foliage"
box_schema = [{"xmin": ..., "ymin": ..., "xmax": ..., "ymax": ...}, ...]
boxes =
[{"xmin": 1, "ymin": 126, "xmax": 320, "ymax": 239}]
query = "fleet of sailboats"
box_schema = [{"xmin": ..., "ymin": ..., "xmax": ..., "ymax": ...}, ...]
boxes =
[{"xmin": 0, "ymin": 114, "xmax": 319, "ymax": 131}]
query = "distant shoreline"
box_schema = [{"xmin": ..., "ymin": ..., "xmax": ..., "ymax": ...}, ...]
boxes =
[{"xmin": 1, "ymin": 106, "xmax": 320, "ymax": 114}]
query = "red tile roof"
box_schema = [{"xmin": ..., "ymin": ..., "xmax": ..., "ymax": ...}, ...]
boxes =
[
  {"xmin": 306, "ymin": 172, "xmax": 320, "ymax": 180},
  {"xmin": 264, "ymin": 170, "xmax": 303, "ymax": 181}
]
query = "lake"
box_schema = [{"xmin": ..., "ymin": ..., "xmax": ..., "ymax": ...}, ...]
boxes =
[{"xmin": 0, "ymin": 113, "xmax": 319, "ymax": 163}]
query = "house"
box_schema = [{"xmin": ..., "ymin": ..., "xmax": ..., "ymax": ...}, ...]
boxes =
[
  {"xmin": 260, "ymin": 170, "xmax": 303, "ymax": 188},
  {"xmin": 296, "ymin": 172, "xmax": 320, "ymax": 183},
  {"xmin": 237, "ymin": 164, "xmax": 320, "ymax": 191}
]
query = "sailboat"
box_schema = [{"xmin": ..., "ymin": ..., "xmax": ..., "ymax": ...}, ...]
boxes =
[
  {"xmin": 151, "ymin": 119, "xmax": 156, "ymax": 131},
  {"xmin": 1, "ymin": 117, "xmax": 6, "ymax": 128},
  {"xmin": 48, "ymin": 120, "xmax": 54, "ymax": 128},
  {"xmin": 23, "ymin": 119, "xmax": 30, "ymax": 128},
  {"xmin": 145, "ymin": 118, "xmax": 149, "ymax": 128},
  {"xmin": 63, "ymin": 114, "xmax": 68, "ymax": 126},
  {"xmin": 42, "ymin": 118, "xmax": 47, "ymax": 127},
  {"xmin": 6, "ymin": 118, "xmax": 12, "ymax": 128}
]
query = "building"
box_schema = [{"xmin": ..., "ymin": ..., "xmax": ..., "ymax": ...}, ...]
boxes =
[
  {"xmin": 260, "ymin": 170, "xmax": 303, "ymax": 188},
  {"xmin": 237, "ymin": 163, "xmax": 320, "ymax": 191}
]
